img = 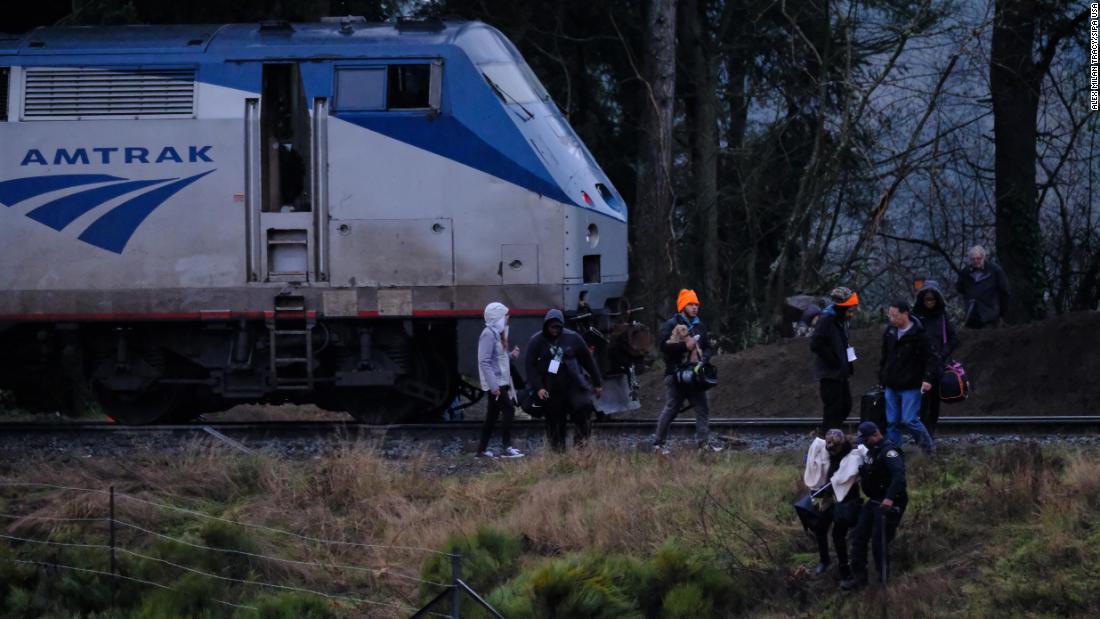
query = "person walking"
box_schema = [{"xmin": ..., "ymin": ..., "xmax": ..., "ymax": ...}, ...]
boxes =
[
  {"xmin": 810, "ymin": 287, "xmax": 860, "ymax": 434},
  {"xmin": 801, "ymin": 429, "xmax": 864, "ymax": 579},
  {"xmin": 955, "ymin": 245, "xmax": 1011, "ymax": 328},
  {"xmin": 653, "ymin": 289, "xmax": 714, "ymax": 453},
  {"xmin": 475, "ymin": 302, "xmax": 524, "ymax": 459},
  {"xmin": 911, "ymin": 281, "xmax": 959, "ymax": 436},
  {"xmin": 878, "ymin": 300, "xmax": 936, "ymax": 454},
  {"xmin": 841, "ymin": 421, "xmax": 907, "ymax": 591},
  {"xmin": 525, "ymin": 309, "xmax": 603, "ymax": 452}
]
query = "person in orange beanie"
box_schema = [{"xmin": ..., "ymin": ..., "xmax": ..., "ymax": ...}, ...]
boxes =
[
  {"xmin": 810, "ymin": 287, "xmax": 860, "ymax": 433},
  {"xmin": 653, "ymin": 288, "xmax": 715, "ymax": 453}
]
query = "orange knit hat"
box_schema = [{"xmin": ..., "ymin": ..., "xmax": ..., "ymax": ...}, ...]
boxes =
[{"xmin": 677, "ymin": 289, "xmax": 701, "ymax": 312}]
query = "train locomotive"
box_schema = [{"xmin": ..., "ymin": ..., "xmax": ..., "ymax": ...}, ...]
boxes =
[{"xmin": 0, "ymin": 18, "xmax": 637, "ymax": 423}]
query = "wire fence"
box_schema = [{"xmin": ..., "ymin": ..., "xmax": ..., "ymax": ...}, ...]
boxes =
[{"xmin": 0, "ymin": 480, "xmax": 487, "ymax": 617}]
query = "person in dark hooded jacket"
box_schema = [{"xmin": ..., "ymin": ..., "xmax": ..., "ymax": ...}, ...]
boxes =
[
  {"xmin": 911, "ymin": 281, "xmax": 959, "ymax": 436},
  {"xmin": 525, "ymin": 309, "xmax": 603, "ymax": 452}
]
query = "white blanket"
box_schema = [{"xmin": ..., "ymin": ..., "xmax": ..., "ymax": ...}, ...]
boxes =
[
  {"xmin": 802, "ymin": 438, "xmax": 830, "ymax": 489},
  {"xmin": 831, "ymin": 445, "xmax": 868, "ymax": 502}
]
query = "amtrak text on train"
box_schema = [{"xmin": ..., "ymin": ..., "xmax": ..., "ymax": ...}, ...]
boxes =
[{"xmin": 20, "ymin": 146, "xmax": 214, "ymax": 166}]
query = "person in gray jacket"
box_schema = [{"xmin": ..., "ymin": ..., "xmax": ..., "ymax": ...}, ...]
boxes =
[{"xmin": 475, "ymin": 302, "xmax": 524, "ymax": 458}]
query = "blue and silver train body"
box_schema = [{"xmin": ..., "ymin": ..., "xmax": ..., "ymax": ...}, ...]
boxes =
[{"xmin": 0, "ymin": 19, "xmax": 633, "ymax": 423}]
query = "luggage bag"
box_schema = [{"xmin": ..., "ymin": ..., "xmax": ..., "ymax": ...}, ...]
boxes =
[{"xmin": 860, "ymin": 387, "xmax": 887, "ymax": 432}]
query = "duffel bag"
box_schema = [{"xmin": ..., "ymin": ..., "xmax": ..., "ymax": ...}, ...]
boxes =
[{"xmin": 940, "ymin": 360, "xmax": 970, "ymax": 403}]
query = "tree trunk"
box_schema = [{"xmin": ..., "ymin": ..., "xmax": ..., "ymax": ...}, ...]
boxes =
[
  {"xmin": 630, "ymin": 0, "xmax": 679, "ymax": 322},
  {"xmin": 990, "ymin": 0, "xmax": 1045, "ymax": 322},
  {"xmin": 680, "ymin": 0, "xmax": 721, "ymax": 329}
]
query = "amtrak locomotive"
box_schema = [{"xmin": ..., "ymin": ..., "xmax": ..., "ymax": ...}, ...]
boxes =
[{"xmin": 0, "ymin": 18, "xmax": 634, "ymax": 423}]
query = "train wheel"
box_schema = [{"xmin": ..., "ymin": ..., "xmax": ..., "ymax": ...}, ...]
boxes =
[
  {"xmin": 95, "ymin": 386, "xmax": 188, "ymax": 425},
  {"xmin": 320, "ymin": 387, "xmax": 424, "ymax": 424}
]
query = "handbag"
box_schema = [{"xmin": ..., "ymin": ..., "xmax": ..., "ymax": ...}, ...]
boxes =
[
  {"xmin": 793, "ymin": 494, "xmax": 828, "ymax": 533},
  {"xmin": 673, "ymin": 361, "xmax": 718, "ymax": 391},
  {"xmin": 940, "ymin": 360, "xmax": 970, "ymax": 402},
  {"xmin": 938, "ymin": 319, "xmax": 970, "ymax": 403}
]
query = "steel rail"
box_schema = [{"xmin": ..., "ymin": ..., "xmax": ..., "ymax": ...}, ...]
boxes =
[{"xmin": 1, "ymin": 416, "xmax": 1099, "ymax": 435}]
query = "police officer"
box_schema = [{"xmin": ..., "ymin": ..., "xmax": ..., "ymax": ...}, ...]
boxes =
[{"xmin": 841, "ymin": 421, "xmax": 907, "ymax": 591}]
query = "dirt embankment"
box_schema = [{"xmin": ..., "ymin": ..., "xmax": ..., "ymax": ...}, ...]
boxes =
[{"xmin": 631, "ymin": 310, "xmax": 1100, "ymax": 418}]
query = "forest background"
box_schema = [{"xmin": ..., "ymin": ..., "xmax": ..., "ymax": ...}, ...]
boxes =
[{"xmin": 9, "ymin": 0, "xmax": 1096, "ymax": 347}]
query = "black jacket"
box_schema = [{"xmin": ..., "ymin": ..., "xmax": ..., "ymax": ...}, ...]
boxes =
[
  {"xmin": 878, "ymin": 316, "xmax": 938, "ymax": 390},
  {"xmin": 810, "ymin": 306, "xmax": 853, "ymax": 382},
  {"xmin": 956, "ymin": 261, "xmax": 1010, "ymax": 324},
  {"xmin": 859, "ymin": 439, "xmax": 907, "ymax": 510},
  {"xmin": 658, "ymin": 313, "xmax": 712, "ymax": 375},
  {"xmin": 525, "ymin": 309, "xmax": 602, "ymax": 394},
  {"xmin": 912, "ymin": 282, "xmax": 959, "ymax": 373}
]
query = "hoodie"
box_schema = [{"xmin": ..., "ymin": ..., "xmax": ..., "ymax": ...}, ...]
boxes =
[
  {"xmin": 477, "ymin": 302, "xmax": 511, "ymax": 392},
  {"xmin": 912, "ymin": 281, "xmax": 959, "ymax": 368},
  {"xmin": 524, "ymin": 309, "xmax": 602, "ymax": 394}
]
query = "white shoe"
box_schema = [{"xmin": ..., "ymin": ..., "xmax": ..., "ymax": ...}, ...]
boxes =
[
  {"xmin": 500, "ymin": 447, "xmax": 525, "ymax": 459},
  {"xmin": 654, "ymin": 445, "xmax": 671, "ymax": 456},
  {"xmin": 475, "ymin": 450, "xmax": 496, "ymax": 458}
]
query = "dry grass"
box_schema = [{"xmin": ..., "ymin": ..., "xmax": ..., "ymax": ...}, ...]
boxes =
[{"xmin": 3, "ymin": 442, "xmax": 1100, "ymax": 617}]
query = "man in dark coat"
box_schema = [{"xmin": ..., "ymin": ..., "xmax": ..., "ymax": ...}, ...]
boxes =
[
  {"xmin": 525, "ymin": 309, "xmax": 603, "ymax": 452},
  {"xmin": 878, "ymin": 300, "xmax": 937, "ymax": 454},
  {"xmin": 810, "ymin": 287, "xmax": 860, "ymax": 434},
  {"xmin": 841, "ymin": 421, "xmax": 908, "ymax": 591},
  {"xmin": 653, "ymin": 289, "xmax": 713, "ymax": 453},
  {"xmin": 912, "ymin": 281, "xmax": 959, "ymax": 436},
  {"xmin": 956, "ymin": 245, "xmax": 1011, "ymax": 328}
]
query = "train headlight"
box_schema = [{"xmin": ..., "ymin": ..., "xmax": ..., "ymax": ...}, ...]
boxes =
[{"xmin": 586, "ymin": 224, "xmax": 599, "ymax": 248}]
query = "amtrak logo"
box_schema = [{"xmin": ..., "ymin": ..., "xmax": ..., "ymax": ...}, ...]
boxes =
[{"xmin": 0, "ymin": 171, "xmax": 214, "ymax": 253}]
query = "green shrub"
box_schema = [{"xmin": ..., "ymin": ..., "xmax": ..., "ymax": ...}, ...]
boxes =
[
  {"xmin": 238, "ymin": 592, "xmax": 337, "ymax": 619},
  {"xmin": 419, "ymin": 527, "xmax": 523, "ymax": 603},
  {"xmin": 131, "ymin": 573, "xmax": 230, "ymax": 619},
  {"xmin": 661, "ymin": 583, "xmax": 711, "ymax": 618},
  {"xmin": 522, "ymin": 554, "xmax": 642, "ymax": 619}
]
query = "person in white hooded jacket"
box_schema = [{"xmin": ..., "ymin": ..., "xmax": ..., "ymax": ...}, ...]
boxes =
[{"xmin": 476, "ymin": 302, "xmax": 524, "ymax": 458}]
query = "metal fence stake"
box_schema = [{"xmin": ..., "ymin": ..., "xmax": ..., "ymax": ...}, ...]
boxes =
[
  {"xmin": 109, "ymin": 485, "xmax": 117, "ymax": 603},
  {"xmin": 452, "ymin": 551, "xmax": 462, "ymax": 618}
]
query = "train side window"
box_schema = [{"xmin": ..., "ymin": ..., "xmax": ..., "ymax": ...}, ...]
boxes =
[
  {"xmin": 0, "ymin": 67, "xmax": 8, "ymax": 122},
  {"xmin": 335, "ymin": 62, "xmax": 441, "ymax": 113},
  {"xmin": 387, "ymin": 65, "xmax": 430, "ymax": 109},
  {"xmin": 335, "ymin": 67, "xmax": 385, "ymax": 112}
]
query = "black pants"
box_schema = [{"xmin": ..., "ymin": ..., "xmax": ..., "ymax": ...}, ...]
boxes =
[
  {"xmin": 544, "ymin": 391, "xmax": 593, "ymax": 452},
  {"xmin": 819, "ymin": 379, "xmax": 852, "ymax": 433},
  {"xmin": 815, "ymin": 519, "xmax": 851, "ymax": 567},
  {"xmin": 849, "ymin": 502, "xmax": 902, "ymax": 582},
  {"xmin": 919, "ymin": 378, "xmax": 942, "ymax": 437},
  {"xmin": 476, "ymin": 388, "xmax": 514, "ymax": 453}
]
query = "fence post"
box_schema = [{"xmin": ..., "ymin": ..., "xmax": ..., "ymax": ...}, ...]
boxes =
[
  {"xmin": 109, "ymin": 485, "xmax": 117, "ymax": 602},
  {"xmin": 451, "ymin": 551, "xmax": 461, "ymax": 619}
]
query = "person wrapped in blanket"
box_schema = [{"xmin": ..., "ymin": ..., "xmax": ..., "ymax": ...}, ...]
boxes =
[{"xmin": 799, "ymin": 429, "xmax": 866, "ymax": 579}]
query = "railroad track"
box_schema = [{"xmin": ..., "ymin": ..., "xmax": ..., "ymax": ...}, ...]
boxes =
[{"xmin": 2, "ymin": 416, "xmax": 1098, "ymax": 437}]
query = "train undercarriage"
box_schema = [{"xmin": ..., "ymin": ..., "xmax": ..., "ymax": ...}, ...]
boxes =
[{"xmin": 0, "ymin": 309, "xmax": 458, "ymax": 424}]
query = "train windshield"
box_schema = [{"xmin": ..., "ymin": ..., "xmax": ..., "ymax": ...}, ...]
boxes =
[
  {"xmin": 480, "ymin": 62, "xmax": 549, "ymax": 105},
  {"xmin": 457, "ymin": 25, "xmax": 551, "ymax": 105}
]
